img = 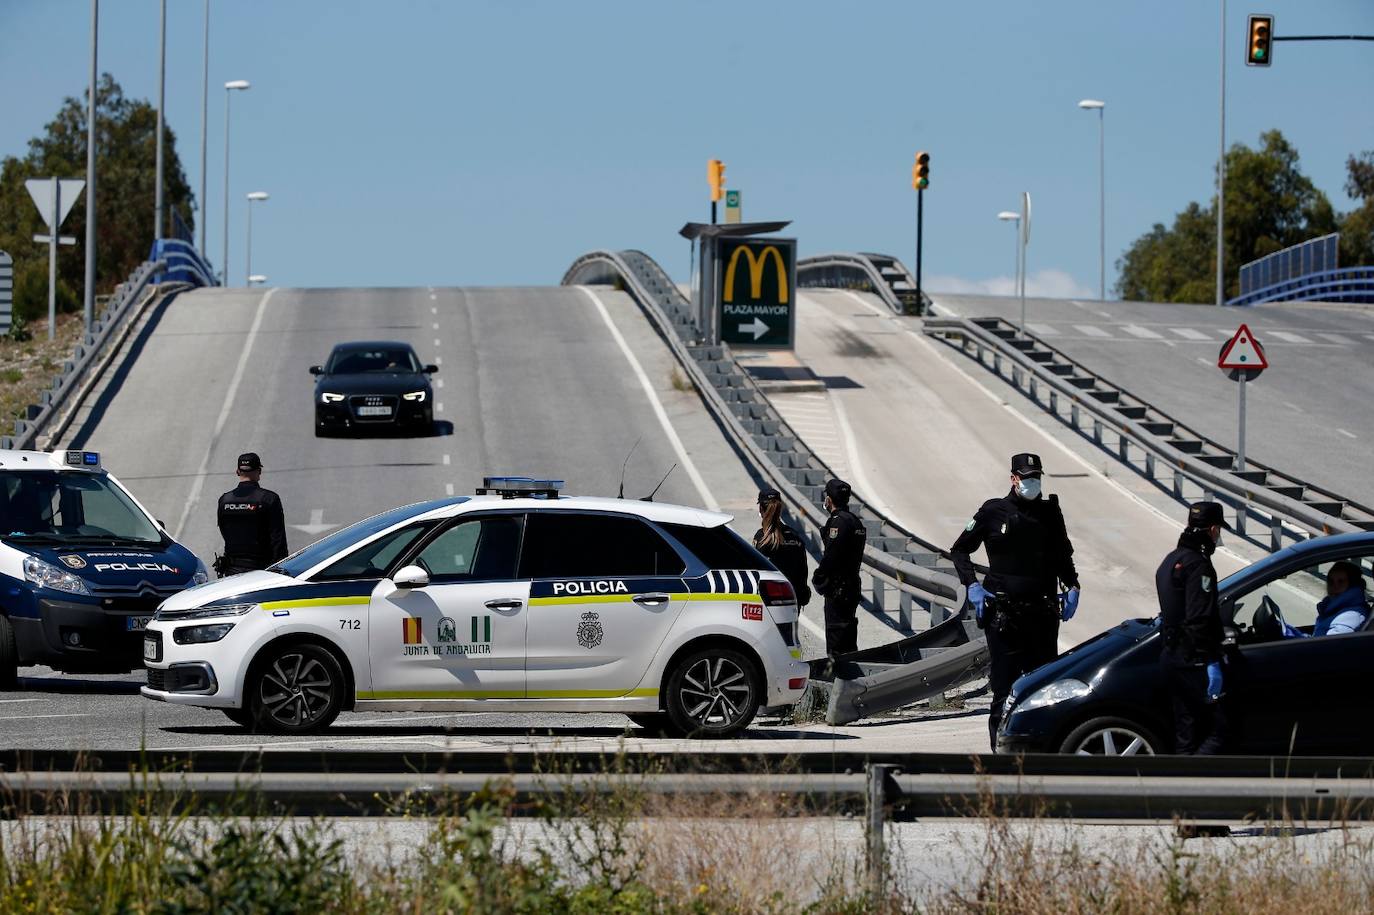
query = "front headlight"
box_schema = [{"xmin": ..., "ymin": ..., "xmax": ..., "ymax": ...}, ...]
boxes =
[
  {"xmin": 156, "ymin": 601, "xmax": 257, "ymax": 622},
  {"xmin": 402, "ymin": 390, "xmax": 427, "ymax": 402},
  {"xmin": 173, "ymin": 622, "xmax": 236, "ymax": 644},
  {"xmin": 320, "ymin": 392, "xmax": 345, "ymax": 403},
  {"xmin": 1015, "ymin": 678, "xmax": 1092, "ymax": 713},
  {"xmin": 23, "ymin": 556, "xmax": 90, "ymax": 595},
  {"xmin": 192, "ymin": 560, "xmax": 209, "ymax": 586}
]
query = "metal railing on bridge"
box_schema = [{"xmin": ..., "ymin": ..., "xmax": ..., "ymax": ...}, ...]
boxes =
[
  {"xmin": 797, "ymin": 252, "xmax": 929, "ymax": 315},
  {"xmin": 1226, "ymin": 265, "xmax": 1374, "ymax": 307}
]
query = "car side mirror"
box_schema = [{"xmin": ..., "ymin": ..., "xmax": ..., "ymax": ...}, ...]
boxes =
[
  {"xmin": 423, "ymin": 364, "xmax": 438, "ymax": 374},
  {"xmin": 393, "ymin": 565, "xmax": 429, "ymax": 589},
  {"xmin": 309, "ymin": 365, "xmax": 323, "ymax": 376}
]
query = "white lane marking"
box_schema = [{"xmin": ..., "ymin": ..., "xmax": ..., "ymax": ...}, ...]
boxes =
[
  {"xmin": 434, "ymin": 356, "xmax": 442, "ymax": 365},
  {"xmin": 1338, "ymin": 429, "xmax": 1358, "ymax": 439},
  {"xmin": 436, "ymin": 402, "xmax": 444, "ymax": 413},
  {"xmin": 429, "ymin": 293, "xmax": 437, "ymax": 301},
  {"xmin": 445, "ymin": 482, "xmax": 455, "ymax": 495},
  {"xmin": 436, "ymin": 378, "xmax": 444, "ymax": 388},
  {"xmin": 1074, "ymin": 324, "xmax": 1111, "ymax": 338},
  {"xmin": 0, "ymin": 697, "xmax": 42, "ymax": 704},
  {"xmin": 1268, "ymin": 330, "xmax": 1311, "ymax": 344},
  {"xmin": 798, "ymin": 612, "xmax": 824, "ymax": 639},
  {"xmin": 1314, "ymin": 332, "xmax": 1349, "ymax": 345},
  {"xmin": 442, "ymin": 454, "xmax": 451, "ymax": 465},
  {"xmin": 432, "ymin": 322, "xmax": 439, "ymax": 330},
  {"xmin": 1171, "ymin": 327, "xmax": 1211, "ymax": 341},
  {"xmin": 1283, "ymin": 401, "xmax": 1303, "ymax": 412},
  {"xmin": 0, "ymin": 712, "xmax": 93, "ymax": 721},
  {"xmin": 1027, "ymin": 322, "xmax": 1058, "ymax": 336},
  {"xmin": 1364, "ymin": 335, "xmax": 1374, "ymax": 343},
  {"xmin": 174, "ymin": 287, "xmax": 278, "ymax": 540},
  {"xmin": 577, "ymin": 286, "xmax": 718, "ymax": 511},
  {"xmin": 291, "ymin": 508, "xmax": 339, "ymax": 536},
  {"xmin": 1123, "ymin": 324, "xmax": 1162, "ymax": 339},
  {"xmin": 829, "ymin": 385, "xmax": 908, "ymax": 527},
  {"xmin": 431, "ymin": 306, "xmax": 437, "ymax": 315},
  {"xmin": 433, "ymin": 337, "xmax": 441, "ymax": 347}
]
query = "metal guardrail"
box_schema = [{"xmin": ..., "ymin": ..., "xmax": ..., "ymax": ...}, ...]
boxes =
[
  {"xmin": 151, "ymin": 238, "xmax": 217, "ymax": 288},
  {"xmin": 923, "ymin": 315, "xmax": 1368, "ymax": 549},
  {"xmin": 1, "ymin": 260, "xmax": 170, "ymax": 451},
  {"xmin": 1226, "ymin": 265, "xmax": 1374, "ymax": 307},
  {"xmin": 797, "ymin": 252, "xmax": 930, "ymax": 315}
]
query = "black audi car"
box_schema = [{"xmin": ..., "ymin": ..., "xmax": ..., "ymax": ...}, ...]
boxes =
[
  {"xmin": 311, "ymin": 341, "xmax": 436, "ymax": 436},
  {"xmin": 998, "ymin": 532, "xmax": 1374, "ymax": 756}
]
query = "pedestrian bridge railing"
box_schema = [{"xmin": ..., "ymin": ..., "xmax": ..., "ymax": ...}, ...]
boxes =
[
  {"xmin": 797, "ymin": 252, "xmax": 929, "ymax": 315},
  {"xmin": 1225, "ymin": 265, "xmax": 1374, "ymax": 308}
]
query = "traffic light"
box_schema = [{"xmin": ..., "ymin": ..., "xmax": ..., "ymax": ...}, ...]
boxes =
[
  {"xmin": 912, "ymin": 151, "xmax": 930, "ymax": 191},
  {"xmin": 708, "ymin": 159, "xmax": 726, "ymax": 202},
  {"xmin": 1246, "ymin": 14, "xmax": 1273, "ymax": 66}
]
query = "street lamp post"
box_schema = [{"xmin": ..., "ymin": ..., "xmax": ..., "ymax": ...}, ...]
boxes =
[
  {"xmin": 245, "ymin": 191, "xmax": 268, "ymax": 286},
  {"xmin": 998, "ymin": 211, "xmax": 1021, "ymax": 309},
  {"xmin": 83, "ymin": 0, "xmax": 99, "ymax": 333},
  {"xmin": 1078, "ymin": 99, "xmax": 1105, "ymax": 300},
  {"xmin": 221, "ymin": 79, "xmax": 250, "ymax": 285},
  {"xmin": 154, "ymin": 0, "xmax": 166, "ymax": 240},
  {"xmin": 198, "ymin": 0, "xmax": 209, "ymax": 254}
]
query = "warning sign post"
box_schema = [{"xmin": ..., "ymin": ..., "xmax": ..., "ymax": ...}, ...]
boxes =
[{"xmin": 1217, "ymin": 324, "xmax": 1267, "ymax": 472}]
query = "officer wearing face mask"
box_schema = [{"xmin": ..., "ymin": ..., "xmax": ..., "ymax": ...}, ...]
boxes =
[
  {"xmin": 950, "ymin": 453, "xmax": 1081, "ymax": 749},
  {"xmin": 812, "ymin": 478, "xmax": 866, "ymax": 658}
]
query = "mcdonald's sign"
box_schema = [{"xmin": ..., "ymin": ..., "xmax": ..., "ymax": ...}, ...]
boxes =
[{"xmin": 717, "ymin": 237, "xmax": 796, "ymax": 348}]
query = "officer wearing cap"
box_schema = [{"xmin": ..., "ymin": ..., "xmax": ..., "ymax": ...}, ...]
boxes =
[
  {"xmin": 215, "ymin": 453, "xmax": 289, "ymax": 576},
  {"xmin": 752, "ymin": 489, "xmax": 811, "ymax": 608},
  {"xmin": 951, "ymin": 452, "xmax": 1081, "ymax": 749},
  {"xmin": 1156, "ymin": 501, "xmax": 1230, "ymax": 755},
  {"xmin": 811, "ymin": 478, "xmax": 867, "ymax": 657}
]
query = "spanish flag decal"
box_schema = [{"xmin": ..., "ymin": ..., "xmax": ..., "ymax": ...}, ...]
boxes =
[{"xmin": 402, "ymin": 618, "xmax": 422, "ymax": 645}]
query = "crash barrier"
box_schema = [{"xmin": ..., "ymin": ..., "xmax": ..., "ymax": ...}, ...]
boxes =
[
  {"xmin": 564, "ymin": 250, "xmax": 986, "ymax": 723},
  {"xmin": 797, "ymin": 252, "xmax": 930, "ymax": 315},
  {"xmin": 923, "ymin": 315, "xmax": 1371, "ymax": 550},
  {"xmin": 1, "ymin": 260, "xmax": 172, "ymax": 451},
  {"xmin": 1226, "ymin": 265, "xmax": 1374, "ymax": 308},
  {"xmin": 150, "ymin": 237, "xmax": 217, "ymax": 287}
]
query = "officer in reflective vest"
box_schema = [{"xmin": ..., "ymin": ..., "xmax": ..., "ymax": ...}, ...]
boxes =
[
  {"xmin": 215, "ymin": 452, "xmax": 289, "ymax": 576},
  {"xmin": 951, "ymin": 453, "xmax": 1081, "ymax": 749}
]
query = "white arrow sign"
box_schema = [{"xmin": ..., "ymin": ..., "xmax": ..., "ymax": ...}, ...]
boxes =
[
  {"xmin": 290, "ymin": 508, "xmax": 339, "ymax": 536},
  {"xmin": 25, "ymin": 178, "xmax": 85, "ymax": 231},
  {"xmin": 738, "ymin": 317, "xmax": 769, "ymax": 340}
]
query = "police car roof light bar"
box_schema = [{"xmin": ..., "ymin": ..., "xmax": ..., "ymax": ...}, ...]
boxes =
[
  {"xmin": 476, "ymin": 476, "xmax": 565, "ymax": 500},
  {"xmin": 62, "ymin": 450, "xmax": 100, "ymax": 468}
]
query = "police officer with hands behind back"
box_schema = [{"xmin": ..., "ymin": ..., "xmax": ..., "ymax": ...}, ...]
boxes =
[
  {"xmin": 1156, "ymin": 501, "xmax": 1229, "ymax": 755},
  {"xmin": 951, "ymin": 453, "xmax": 1081, "ymax": 749},
  {"xmin": 753, "ymin": 489, "xmax": 811, "ymax": 608},
  {"xmin": 215, "ymin": 453, "xmax": 289, "ymax": 577},
  {"xmin": 811, "ymin": 478, "xmax": 866, "ymax": 658}
]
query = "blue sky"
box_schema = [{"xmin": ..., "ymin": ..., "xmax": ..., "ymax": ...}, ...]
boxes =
[{"xmin": 2, "ymin": 0, "xmax": 1371, "ymax": 295}]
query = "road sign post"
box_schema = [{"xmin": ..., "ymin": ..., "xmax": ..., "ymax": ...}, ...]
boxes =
[
  {"xmin": 717, "ymin": 236, "xmax": 796, "ymax": 348},
  {"xmin": 1218, "ymin": 323, "xmax": 1268, "ymax": 471},
  {"xmin": 25, "ymin": 178, "xmax": 84, "ymax": 340}
]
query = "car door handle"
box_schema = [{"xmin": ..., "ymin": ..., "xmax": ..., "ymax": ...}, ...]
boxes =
[
  {"xmin": 484, "ymin": 598, "xmax": 524, "ymax": 612},
  {"xmin": 633, "ymin": 593, "xmax": 672, "ymax": 607}
]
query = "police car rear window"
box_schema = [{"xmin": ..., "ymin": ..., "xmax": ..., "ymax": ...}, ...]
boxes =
[
  {"xmin": 658, "ymin": 522, "xmax": 772, "ymax": 571},
  {"xmin": 518, "ymin": 513, "xmax": 686, "ymax": 579}
]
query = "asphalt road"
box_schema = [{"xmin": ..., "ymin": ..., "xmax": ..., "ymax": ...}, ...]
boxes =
[{"xmin": 929, "ymin": 292, "xmax": 1374, "ymax": 506}]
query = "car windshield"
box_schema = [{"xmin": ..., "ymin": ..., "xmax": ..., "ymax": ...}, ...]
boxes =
[
  {"xmin": 271, "ymin": 498, "xmax": 462, "ymax": 577},
  {"xmin": 0, "ymin": 470, "xmax": 163, "ymax": 546},
  {"xmin": 327, "ymin": 347, "xmax": 421, "ymax": 374}
]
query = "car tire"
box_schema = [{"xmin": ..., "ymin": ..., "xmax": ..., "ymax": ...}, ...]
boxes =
[
  {"xmin": 0, "ymin": 614, "xmax": 17, "ymax": 690},
  {"xmin": 627, "ymin": 712, "xmax": 677, "ymax": 736},
  {"xmin": 1059, "ymin": 716, "xmax": 1160, "ymax": 756},
  {"xmin": 664, "ymin": 646, "xmax": 760, "ymax": 739},
  {"xmin": 245, "ymin": 643, "xmax": 345, "ymax": 735}
]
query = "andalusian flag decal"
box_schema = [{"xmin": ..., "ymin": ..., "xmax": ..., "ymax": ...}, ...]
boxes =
[{"xmin": 402, "ymin": 618, "xmax": 422, "ymax": 645}]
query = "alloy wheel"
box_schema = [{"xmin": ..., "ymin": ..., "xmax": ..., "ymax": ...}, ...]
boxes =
[
  {"xmin": 258, "ymin": 651, "xmax": 336, "ymax": 728},
  {"xmin": 677, "ymin": 655, "xmax": 752, "ymax": 728},
  {"xmin": 1073, "ymin": 726, "xmax": 1155, "ymax": 756}
]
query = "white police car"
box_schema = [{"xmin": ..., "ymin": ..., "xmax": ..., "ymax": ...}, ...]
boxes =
[
  {"xmin": 0, "ymin": 450, "xmax": 207, "ymax": 686},
  {"xmin": 142, "ymin": 478, "xmax": 809, "ymax": 738}
]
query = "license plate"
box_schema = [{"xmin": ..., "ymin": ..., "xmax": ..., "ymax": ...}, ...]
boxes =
[
  {"xmin": 357, "ymin": 406, "xmax": 392, "ymax": 416},
  {"xmin": 143, "ymin": 636, "xmax": 159, "ymax": 661},
  {"xmin": 126, "ymin": 615, "xmax": 153, "ymax": 631}
]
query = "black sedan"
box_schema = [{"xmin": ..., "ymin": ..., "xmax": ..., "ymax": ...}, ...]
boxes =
[
  {"xmin": 311, "ymin": 341, "xmax": 437, "ymax": 437},
  {"xmin": 998, "ymin": 531, "xmax": 1374, "ymax": 756}
]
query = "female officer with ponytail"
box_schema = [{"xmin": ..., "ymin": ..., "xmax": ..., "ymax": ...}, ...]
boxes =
[{"xmin": 752, "ymin": 489, "xmax": 811, "ymax": 608}]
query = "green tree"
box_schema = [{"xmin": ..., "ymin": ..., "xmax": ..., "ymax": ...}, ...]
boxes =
[
  {"xmin": 0, "ymin": 74, "xmax": 195, "ymax": 324},
  {"xmin": 1116, "ymin": 130, "xmax": 1334, "ymax": 303},
  {"xmin": 1340, "ymin": 150, "xmax": 1374, "ymax": 267}
]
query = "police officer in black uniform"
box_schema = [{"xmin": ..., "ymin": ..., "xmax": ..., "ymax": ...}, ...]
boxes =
[
  {"xmin": 752, "ymin": 489, "xmax": 811, "ymax": 607},
  {"xmin": 951, "ymin": 453, "xmax": 1081, "ymax": 749},
  {"xmin": 811, "ymin": 478, "xmax": 866, "ymax": 658},
  {"xmin": 1156, "ymin": 501, "xmax": 1229, "ymax": 755},
  {"xmin": 215, "ymin": 452, "xmax": 289, "ymax": 576}
]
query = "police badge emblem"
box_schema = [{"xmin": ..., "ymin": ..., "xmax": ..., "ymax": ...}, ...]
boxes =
[
  {"xmin": 59, "ymin": 554, "xmax": 87, "ymax": 570},
  {"xmin": 576, "ymin": 611, "xmax": 603, "ymax": 649}
]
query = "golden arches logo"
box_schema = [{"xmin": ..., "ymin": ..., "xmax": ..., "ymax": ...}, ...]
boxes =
[{"xmin": 723, "ymin": 244, "xmax": 788, "ymax": 304}]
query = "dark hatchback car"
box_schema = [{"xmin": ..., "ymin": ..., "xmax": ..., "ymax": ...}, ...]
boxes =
[
  {"xmin": 312, "ymin": 341, "xmax": 436, "ymax": 437},
  {"xmin": 998, "ymin": 532, "xmax": 1374, "ymax": 756}
]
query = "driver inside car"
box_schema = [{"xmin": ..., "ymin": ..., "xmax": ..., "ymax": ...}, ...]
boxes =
[{"xmin": 1283, "ymin": 561, "xmax": 1369, "ymax": 638}]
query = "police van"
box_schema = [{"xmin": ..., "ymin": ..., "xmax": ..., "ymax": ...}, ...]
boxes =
[
  {"xmin": 0, "ymin": 450, "xmax": 207, "ymax": 686},
  {"xmin": 142, "ymin": 477, "xmax": 809, "ymax": 737}
]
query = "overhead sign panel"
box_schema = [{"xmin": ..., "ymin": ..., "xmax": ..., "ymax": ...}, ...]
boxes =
[{"xmin": 718, "ymin": 236, "xmax": 796, "ymax": 348}]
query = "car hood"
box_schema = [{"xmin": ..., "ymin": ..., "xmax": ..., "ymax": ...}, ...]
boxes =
[
  {"xmin": 157, "ymin": 569, "xmax": 299, "ymax": 611},
  {"xmin": 1013, "ymin": 618, "xmax": 1159, "ymax": 696},
  {"xmin": 22, "ymin": 541, "xmax": 200, "ymax": 590},
  {"xmin": 314, "ymin": 373, "xmax": 429, "ymax": 396}
]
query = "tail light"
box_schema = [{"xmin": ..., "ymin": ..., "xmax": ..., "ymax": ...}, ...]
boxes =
[{"xmin": 761, "ymin": 579, "xmax": 795, "ymax": 606}]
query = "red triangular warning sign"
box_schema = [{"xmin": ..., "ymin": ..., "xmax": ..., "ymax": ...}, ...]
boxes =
[{"xmin": 1218, "ymin": 323, "xmax": 1268, "ymax": 370}]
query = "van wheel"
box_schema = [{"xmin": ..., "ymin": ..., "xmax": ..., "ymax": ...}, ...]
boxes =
[
  {"xmin": 664, "ymin": 647, "xmax": 760, "ymax": 739},
  {"xmin": 1059, "ymin": 717, "xmax": 1159, "ymax": 756},
  {"xmin": 0, "ymin": 615, "xmax": 17, "ymax": 689},
  {"xmin": 246, "ymin": 643, "xmax": 345, "ymax": 735}
]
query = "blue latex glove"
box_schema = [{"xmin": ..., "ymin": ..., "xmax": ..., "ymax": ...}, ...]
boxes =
[
  {"xmin": 1060, "ymin": 588, "xmax": 1080, "ymax": 621},
  {"xmin": 1205, "ymin": 662, "xmax": 1223, "ymax": 703},
  {"xmin": 968, "ymin": 582, "xmax": 988, "ymax": 623},
  {"xmin": 1281, "ymin": 621, "xmax": 1307, "ymax": 639}
]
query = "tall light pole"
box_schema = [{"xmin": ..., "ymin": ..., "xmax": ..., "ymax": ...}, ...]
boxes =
[
  {"xmin": 1216, "ymin": 0, "xmax": 1227, "ymax": 306},
  {"xmin": 1078, "ymin": 99, "xmax": 1105, "ymax": 300},
  {"xmin": 221, "ymin": 79, "xmax": 250, "ymax": 285},
  {"xmin": 245, "ymin": 191, "xmax": 268, "ymax": 286},
  {"xmin": 998, "ymin": 211, "xmax": 1021, "ymax": 306},
  {"xmin": 198, "ymin": 0, "xmax": 209, "ymax": 255},
  {"xmin": 82, "ymin": 0, "xmax": 99, "ymax": 333},
  {"xmin": 154, "ymin": 0, "xmax": 166, "ymax": 240}
]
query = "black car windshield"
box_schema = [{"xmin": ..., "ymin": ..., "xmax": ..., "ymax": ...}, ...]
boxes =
[
  {"xmin": 327, "ymin": 347, "xmax": 421, "ymax": 374},
  {"xmin": 0, "ymin": 470, "xmax": 163, "ymax": 546},
  {"xmin": 271, "ymin": 498, "xmax": 463, "ymax": 577}
]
